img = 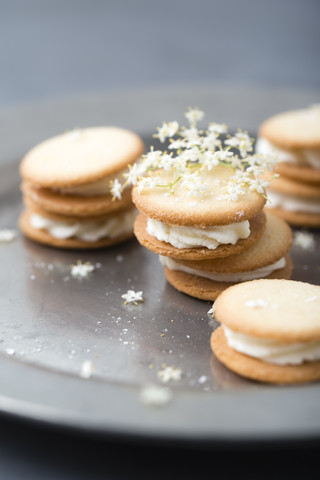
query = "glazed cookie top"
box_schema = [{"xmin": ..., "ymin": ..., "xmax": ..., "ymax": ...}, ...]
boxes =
[
  {"xmin": 132, "ymin": 166, "xmax": 266, "ymax": 227},
  {"xmin": 20, "ymin": 127, "xmax": 144, "ymax": 188},
  {"xmin": 258, "ymin": 105, "xmax": 320, "ymax": 150},
  {"xmin": 214, "ymin": 279, "xmax": 320, "ymax": 342}
]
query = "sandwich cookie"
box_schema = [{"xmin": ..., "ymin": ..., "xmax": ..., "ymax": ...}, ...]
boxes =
[
  {"xmin": 256, "ymin": 105, "xmax": 320, "ymax": 179},
  {"xmin": 210, "ymin": 279, "xmax": 320, "ymax": 384},
  {"xmin": 265, "ymin": 174, "xmax": 320, "ymax": 228},
  {"xmin": 133, "ymin": 166, "xmax": 267, "ymax": 261},
  {"xmin": 161, "ymin": 212, "xmax": 293, "ymax": 301},
  {"xmin": 19, "ymin": 127, "xmax": 144, "ymax": 248}
]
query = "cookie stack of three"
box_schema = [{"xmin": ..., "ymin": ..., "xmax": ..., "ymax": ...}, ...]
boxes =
[
  {"xmin": 132, "ymin": 110, "xmax": 293, "ymax": 302},
  {"xmin": 256, "ymin": 105, "xmax": 320, "ymax": 228},
  {"xmin": 20, "ymin": 127, "xmax": 144, "ymax": 249}
]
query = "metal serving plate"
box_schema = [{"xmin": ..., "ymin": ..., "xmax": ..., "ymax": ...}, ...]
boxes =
[{"xmin": 0, "ymin": 84, "xmax": 320, "ymax": 444}]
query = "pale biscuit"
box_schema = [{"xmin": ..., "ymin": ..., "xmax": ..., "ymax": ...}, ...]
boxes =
[
  {"xmin": 173, "ymin": 212, "xmax": 292, "ymax": 273},
  {"xmin": 276, "ymin": 162, "xmax": 320, "ymax": 185},
  {"xmin": 22, "ymin": 181, "xmax": 133, "ymax": 218},
  {"xmin": 265, "ymin": 207, "xmax": 320, "ymax": 228},
  {"xmin": 20, "ymin": 127, "xmax": 144, "ymax": 188},
  {"xmin": 211, "ymin": 327, "xmax": 320, "ymax": 385},
  {"xmin": 19, "ymin": 210, "xmax": 134, "ymax": 250},
  {"xmin": 266, "ymin": 174, "xmax": 320, "ymax": 227},
  {"xmin": 258, "ymin": 106, "xmax": 320, "ymax": 151},
  {"xmin": 132, "ymin": 166, "xmax": 266, "ymax": 227},
  {"xmin": 164, "ymin": 255, "xmax": 292, "ymax": 301},
  {"xmin": 134, "ymin": 212, "xmax": 266, "ymax": 260},
  {"xmin": 268, "ymin": 175, "xmax": 320, "ymax": 198},
  {"xmin": 214, "ymin": 279, "xmax": 320, "ymax": 342},
  {"xmin": 210, "ymin": 279, "xmax": 320, "ymax": 384}
]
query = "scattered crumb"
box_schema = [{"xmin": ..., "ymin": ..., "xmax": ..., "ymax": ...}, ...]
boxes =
[
  {"xmin": 139, "ymin": 384, "xmax": 172, "ymax": 407},
  {"xmin": 116, "ymin": 255, "xmax": 123, "ymax": 262},
  {"xmin": 198, "ymin": 375, "xmax": 207, "ymax": 384},
  {"xmin": 70, "ymin": 260, "xmax": 95, "ymax": 278},
  {"xmin": 157, "ymin": 365, "xmax": 183, "ymax": 383},
  {"xmin": 0, "ymin": 229, "xmax": 17, "ymax": 243},
  {"xmin": 293, "ymin": 231, "xmax": 316, "ymax": 250},
  {"xmin": 80, "ymin": 360, "xmax": 95, "ymax": 379},
  {"xmin": 245, "ymin": 298, "xmax": 268, "ymax": 308}
]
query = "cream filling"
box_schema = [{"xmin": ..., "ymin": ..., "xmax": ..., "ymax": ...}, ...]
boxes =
[
  {"xmin": 223, "ymin": 325, "xmax": 320, "ymax": 365},
  {"xmin": 52, "ymin": 169, "xmax": 128, "ymax": 196},
  {"xmin": 30, "ymin": 209, "xmax": 136, "ymax": 242},
  {"xmin": 147, "ymin": 218, "xmax": 250, "ymax": 250},
  {"xmin": 255, "ymin": 137, "xmax": 320, "ymax": 169},
  {"xmin": 267, "ymin": 190, "xmax": 320, "ymax": 214},
  {"xmin": 159, "ymin": 255, "xmax": 286, "ymax": 282}
]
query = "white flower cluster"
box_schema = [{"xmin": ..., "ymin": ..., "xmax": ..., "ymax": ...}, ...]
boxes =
[{"xmin": 113, "ymin": 108, "xmax": 278, "ymax": 201}]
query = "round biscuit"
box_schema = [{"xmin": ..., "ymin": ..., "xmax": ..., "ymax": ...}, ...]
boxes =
[
  {"xmin": 20, "ymin": 127, "xmax": 144, "ymax": 187},
  {"xmin": 19, "ymin": 210, "xmax": 134, "ymax": 250},
  {"xmin": 214, "ymin": 279, "xmax": 320, "ymax": 342},
  {"xmin": 210, "ymin": 327, "xmax": 320, "ymax": 384},
  {"xmin": 173, "ymin": 212, "xmax": 292, "ymax": 273},
  {"xmin": 268, "ymin": 174, "xmax": 320, "ymax": 198},
  {"xmin": 276, "ymin": 162, "xmax": 320, "ymax": 185},
  {"xmin": 265, "ymin": 206, "xmax": 320, "ymax": 228},
  {"xmin": 134, "ymin": 212, "xmax": 266, "ymax": 260},
  {"xmin": 258, "ymin": 106, "xmax": 320, "ymax": 150},
  {"xmin": 132, "ymin": 166, "xmax": 266, "ymax": 227},
  {"xmin": 22, "ymin": 181, "xmax": 133, "ymax": 217},
  {"xmin": 164, "ymin": 255, "xmax": 292, "ymax": 301}
]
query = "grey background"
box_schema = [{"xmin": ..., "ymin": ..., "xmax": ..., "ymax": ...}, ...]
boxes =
[
  {"xmin": 0, "ymin": 0, "xmax": 319, "ymax": 109},
  {"xmin": 0, "ymin": 1, "xmax": 320, "ymax": 479}
]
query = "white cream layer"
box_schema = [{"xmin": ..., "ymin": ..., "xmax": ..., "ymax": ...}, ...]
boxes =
[
  {"xmin": 30, "ymin": 209, "xmax": 136, "ymax": 242},
  {"xmin": 223, "ymin": 325, "xmax": 320, "ymax": 365},
  {"xmin": 147, "ymin": 218, "xmax": 250, "ymax": 250},
  {"xmin": 267, "ymin": 190, "xmax": 320, "ymax": 214},
  {"xmin": 159, "ymin": 255, "xmax": 286, "ymax": 282},
  {"xmin": 256, "ymin": 137, "xmax": 320, "ymax": 169},
  {"xmin": 52, "ymin": 169, "xmax": 128, "ymax": 196}
]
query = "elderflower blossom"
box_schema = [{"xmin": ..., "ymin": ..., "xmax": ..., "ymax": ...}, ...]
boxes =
[
  {"xmin": 154, "ymin": 121, "xmax": 179, "ymax": 143},
  {"xmin": 114, "ymin": 108, "xmax": 278, "ymax": 201},
  {"xmin": 71, "ymin": 260, "xmax": 95, "ymax": 278},
  {"xmin": 225, "ymin": 130, "xmax": 253, "ymax": 158},
  {"xmin": 121, "ymin": 289, "xmax": 144, "ymax": 305},
  {"xmin": 110, "ymin": 178, "xmax": 122, "ymax": 200},
  {"xmin": 185, "ymin": 107, "xmax": 205, "ymax": 126}
]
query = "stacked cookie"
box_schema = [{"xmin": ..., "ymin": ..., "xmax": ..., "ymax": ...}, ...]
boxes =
[
  {"xmin": 132, "ymin": 109, "xmax": 293, "ymax": 301},
  {"xmin": 211, "ymin": 279, "xmax": 320, "ymax": 384},
  {"xmin": 256, "ymin": 105, "xmax": 320, "ymax": 228},
  {"xmin": 20, "ymin": 127, "xmax": 144, "ymax": 249}
]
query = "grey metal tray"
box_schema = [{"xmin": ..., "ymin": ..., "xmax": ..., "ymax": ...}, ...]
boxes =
[{"xmin": 0, "ymin": 84, "xmax": 320, "ymax": 444}]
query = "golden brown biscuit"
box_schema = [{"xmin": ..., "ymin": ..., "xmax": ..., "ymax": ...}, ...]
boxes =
[
  {"xmin": 276, "ymin": 162, "xmax": 320, "ymax": 184},
  {"xmin": 210, "ymin": 279, "xmax": 320, "ymax": 384},
  {"xmin": 258, "ymin": 106, "xmax": 320, "ymax": 151},
  {"xmin": 211, "ymin": 327, "xmax": 320, "ymax": 385},
  {"xmin": 19, "ymin": 126, "xmax": 144, "ymax": 249},
  {"xmin": 266, "ymin": 174, "xmax": 320, "ymax": 228},
  {"xmin": 20, "ymin": 127, "xmax": 144, "ymax": 188},
  {"xmin": 172, "ymin": 212, "xmax": 292, "ymax": 273},
  {"xmin": 19, "ymin": 210, "xmax": 134, "ymax": 250},
  {"xmin": 132, "ymin": 166, "xmax": 266, "ymax": 227},
  {"xmin": 164, "ymin": 255, "xmax": 292, "ymax": 301},
  {"xmin": 22, "ymin": 181, "xmax": 133, "ymax": 218},
  {"xmin": 134, "ymin": 211, "xmax": 266, "ymax": 260}
]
